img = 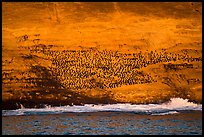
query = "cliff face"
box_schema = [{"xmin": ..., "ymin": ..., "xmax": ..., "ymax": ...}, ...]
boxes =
[{"xmin": 2, "ymin": 2, "xmax": 202, "ymax": 109}]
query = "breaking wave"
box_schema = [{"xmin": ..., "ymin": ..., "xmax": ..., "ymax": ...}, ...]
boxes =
[{"xmin": 2, "ymin": 98, "xmax": 202, "ymax": 116}]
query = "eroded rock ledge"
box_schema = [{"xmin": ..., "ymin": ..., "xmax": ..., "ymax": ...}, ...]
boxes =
[
  {"xmin": 2, "ymin": 2, "xmax": 202, "ymax": 110},
  {"xmin": 2, "ymin": 44, "xmax": 202, "ymax": 110}
]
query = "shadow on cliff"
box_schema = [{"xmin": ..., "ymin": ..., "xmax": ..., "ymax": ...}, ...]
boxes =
[
  {"xmin": 2, "ymin": 64, "xmax": 117, "ymax": 110},
  {"xmin": 161, "ymin": 76, "xmax": 200, "ymax": 104}
]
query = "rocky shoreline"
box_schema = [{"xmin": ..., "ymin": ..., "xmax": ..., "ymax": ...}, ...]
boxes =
[
  {"xmin": 2, "ymin": 3, "xmax": 202, "ymax": 110},
  {"xmin": 2, "ymin": 47, "xmax": 202, "ymax": 110},
  {"xmin": 2, "ymin": 82, "xmax": 202, "ymax": 110}
]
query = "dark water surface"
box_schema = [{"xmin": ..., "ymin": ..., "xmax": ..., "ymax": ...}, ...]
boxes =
[{"xmin": 2, "ymin": 111, "xmax": 202, "ymax": 135}]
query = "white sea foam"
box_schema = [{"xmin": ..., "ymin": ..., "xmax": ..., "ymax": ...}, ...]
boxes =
[
  {"xmin": 151, "ymin": 111, "xmax": 179, "ymax": 115},
  {"xmin": 2, "ymin": 98, "xmax": 202, "ymax": 116}
]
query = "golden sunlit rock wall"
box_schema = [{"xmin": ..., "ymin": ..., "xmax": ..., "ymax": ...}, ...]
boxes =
[{"xmin": 2, "ymin": 2, "xmax": 202, "ymax": 109}]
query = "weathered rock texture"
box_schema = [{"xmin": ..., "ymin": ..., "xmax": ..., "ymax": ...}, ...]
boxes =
[{"xmin": 2, "ymin": 2, "xmax": 202, "ymax": 109}]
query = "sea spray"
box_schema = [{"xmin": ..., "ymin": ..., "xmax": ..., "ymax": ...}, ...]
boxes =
[{"xmin": 2, "ymin": 98, "xmax": 202, "ymax": 116}]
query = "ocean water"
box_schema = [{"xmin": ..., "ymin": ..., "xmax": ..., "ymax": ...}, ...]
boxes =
[{"xmin": 2, "ymin": 98, "xmax": 202, "ymax": 135}]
